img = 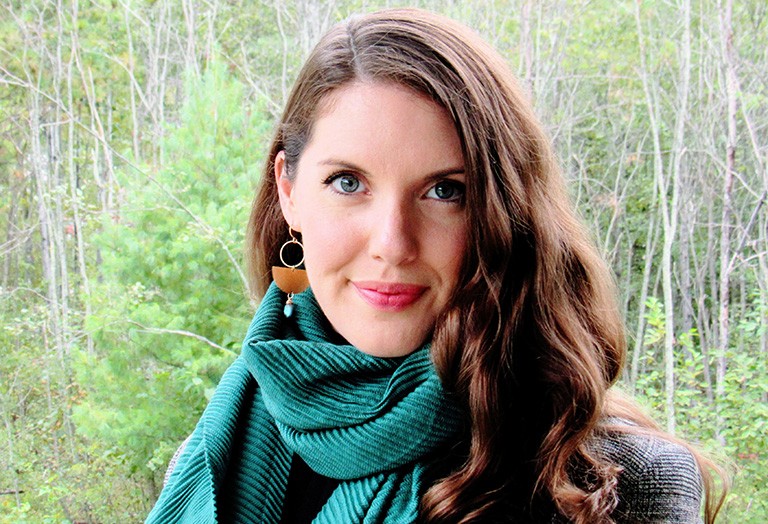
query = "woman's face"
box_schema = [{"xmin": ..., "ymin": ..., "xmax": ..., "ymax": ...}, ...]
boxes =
[{"xmin": 276, "ymin": 81, "xmax": 467, "ymax": 357}]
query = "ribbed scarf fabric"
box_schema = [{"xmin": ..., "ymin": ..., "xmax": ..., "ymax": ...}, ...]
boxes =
[{"xmin": 146, "ymin": 283, "xmax": 462, "ymax": 523}]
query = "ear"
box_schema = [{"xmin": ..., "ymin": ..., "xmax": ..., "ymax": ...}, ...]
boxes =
[{"xmin": 275, "ymin": 151, "xmax": 301, "ymax": 232}]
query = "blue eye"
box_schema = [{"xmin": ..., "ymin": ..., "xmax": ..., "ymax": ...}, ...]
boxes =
[
  {"xmin": 329, "ymin": 174, "xmax": 363, "ymax": 194},
  {"xmin": 426, "ymin": 180, "xmax": 465, "ymax": 203}
]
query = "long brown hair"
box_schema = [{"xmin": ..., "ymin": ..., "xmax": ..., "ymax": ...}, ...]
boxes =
[{"xmin": 245, "ymin": 8, "xmax": 727, "ymax": 523}]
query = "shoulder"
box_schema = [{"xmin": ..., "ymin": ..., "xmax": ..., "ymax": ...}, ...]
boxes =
[{"xmin": 592, "ymin": 420, "xmax": 704, "ymax": 524}]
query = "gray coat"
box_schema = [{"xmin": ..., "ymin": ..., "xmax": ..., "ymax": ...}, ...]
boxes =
[{"xmin": 590, "ymin": 428, "xmax": 703, "ymax": 524}]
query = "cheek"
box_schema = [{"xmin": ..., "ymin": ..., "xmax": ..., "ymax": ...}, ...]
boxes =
[
  {"xmin": 300, "ymin": 217, "xmax": 361, "ymax": 277},
  {"xmin": 433, "ymin": 225, "xmax": 468, "ymax": 282}
]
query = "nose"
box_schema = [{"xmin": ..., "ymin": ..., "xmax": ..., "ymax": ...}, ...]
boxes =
[{"xmin": 368, "ymin": 198, "xmax": 418, "ymax": 266}]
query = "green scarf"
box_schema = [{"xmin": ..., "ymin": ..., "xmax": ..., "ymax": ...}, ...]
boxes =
[{"xmin": 146, "ymin": 283, "xmax": 462, "ymax": 523}]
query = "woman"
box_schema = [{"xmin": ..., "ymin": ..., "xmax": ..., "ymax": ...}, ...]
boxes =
[{"xmin": 148, "ymin": 8, "xmax": 727, "ymax": 523}]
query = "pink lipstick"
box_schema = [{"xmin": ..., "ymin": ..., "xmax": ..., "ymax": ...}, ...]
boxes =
[{"xmin": 352, "ymin": 281, "xmax": 427, "ymax": 311}]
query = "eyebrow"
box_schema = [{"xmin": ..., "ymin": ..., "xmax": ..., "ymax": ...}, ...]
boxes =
[{"xmin": 318, "ymin": 159, "xmax": 465, "ymax": 179}]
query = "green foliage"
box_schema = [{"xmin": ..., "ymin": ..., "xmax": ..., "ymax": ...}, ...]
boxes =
[
  {"xmin": 66, "ymin": 59, "xmax": 272, "ymax": 518},
  {"xmin": 632, "ymin": 295, "xmax": 768, "ymax": 521},
  {"xmin": 0, "ymin": 299, "xmax": 80, "ymax": 521},
  {"xmin": 718, "ymin": 297, "xmax": 768, "ymax": 519}
]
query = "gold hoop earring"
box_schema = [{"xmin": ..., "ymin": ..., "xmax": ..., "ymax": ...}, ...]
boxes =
[{"xmin": 271, "ymin": 227, "xmax": 309, "ymax": 317}]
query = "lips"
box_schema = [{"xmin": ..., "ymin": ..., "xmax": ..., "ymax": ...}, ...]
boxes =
[{"xmin": 352, "ymin": 281, "xmax": 427, "ymax": 311}]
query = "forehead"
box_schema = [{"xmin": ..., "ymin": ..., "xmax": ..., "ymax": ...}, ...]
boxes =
[
  {"xmin": 301, "ymin": 81, "xmax": 464, "ymax": 169},
  {"xmin": 317, "ymin": 80, "xmax": 438, "ymax": 117}
]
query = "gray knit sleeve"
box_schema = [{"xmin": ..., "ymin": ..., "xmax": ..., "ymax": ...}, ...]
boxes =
[
  {"xmin": 163, "ymin": 434, "xmax": 192, "ymax": 486},
  {"xmin": 599, "ymin": 431, "xmax": 704, "ymax": 524}
]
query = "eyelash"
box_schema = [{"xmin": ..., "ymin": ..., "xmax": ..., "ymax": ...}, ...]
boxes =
[
  {"xmin": 322, "ymin": 172, "xmax": 465, "ymax": 204},
  {"xmin": 426, "ymin": 180, "xmax": 465, "ymax": 204},
  {"xmin": 323, "ymin": 173, "xmax": 365, "ymax": 194}
]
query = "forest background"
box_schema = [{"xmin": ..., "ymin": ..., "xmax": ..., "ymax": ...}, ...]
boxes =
[{"xmin": 0, "ymin": 0, "xmax": 766, "ymax": 522}]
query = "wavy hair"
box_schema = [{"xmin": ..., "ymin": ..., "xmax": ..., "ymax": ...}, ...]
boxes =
[{"xmin": 244, "ymin": 8, "xmax": 727, "ymax": 523}]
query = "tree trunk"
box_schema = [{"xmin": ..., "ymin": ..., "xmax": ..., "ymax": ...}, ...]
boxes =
[
  {"xmin": 635, "ymin": 1, "xmax": 678, "ymax": 433},
  {"xmin": 715, "ymin": 0, "xmax": 736, "ymax": 446}
]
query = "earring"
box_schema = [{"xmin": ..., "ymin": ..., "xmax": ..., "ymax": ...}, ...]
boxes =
[{"xmin": 271, "ymin": 227, "xmax": 309, "ymax": 318}]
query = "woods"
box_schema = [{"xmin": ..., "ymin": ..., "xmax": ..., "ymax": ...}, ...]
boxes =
[{"xmin": 1, "ymin": 0, "xmax": 766, "ymax": 522}]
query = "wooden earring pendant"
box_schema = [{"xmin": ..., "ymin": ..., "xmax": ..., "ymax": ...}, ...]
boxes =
[{"xmin": 271, "ymin": 228, "xmax": 309, "ymax": 317}]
